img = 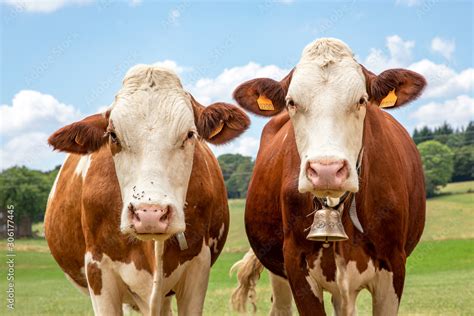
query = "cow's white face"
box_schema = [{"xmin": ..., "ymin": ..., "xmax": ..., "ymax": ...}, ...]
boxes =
[
  {"xmin": 49, "ymin": 64, "xmax": 250, "ymax": 241},
  {"xmin": 234, "ymin": 38, "xmax": 426, "ymax": 201},
  {"xmin": 287, "ymin": 40, "xmax": 367, "ymax": 198},
  {"xmin": 109, "ymin": 66, "xmax": 196, "ymax": 239}
]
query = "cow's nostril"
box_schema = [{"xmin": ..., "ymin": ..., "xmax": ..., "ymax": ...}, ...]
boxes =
[
  {"xmin": 308, "ymin": 167, "xmax": 315, "ymax": 177},
  {"xmin": 161, "ymin": 211, "xmax": 169, "ymax": 222},
  {"xmin": 336, "ymin": 161, "xmax": 349, "ymax": 178}
]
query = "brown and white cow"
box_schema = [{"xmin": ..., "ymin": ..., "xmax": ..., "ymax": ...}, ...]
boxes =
[
  {"xmin": 231, "ymin": 38, "xmax": 426, "ymax": 315},
  {"xmin": 45, "ymin": 65, "xmax": 249, "ymax": 315}
]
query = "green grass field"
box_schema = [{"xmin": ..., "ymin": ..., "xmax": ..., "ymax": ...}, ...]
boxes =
[{"xmin": 1, "ymin": 181, "xmax": 473, "ymax": 315}]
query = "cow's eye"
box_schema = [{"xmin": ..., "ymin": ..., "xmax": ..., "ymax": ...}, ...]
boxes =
[
  {"xmin": 187, "ymin": 131, "xmax": 195, "ymax": 140},
  {"xmin": 286, "ymin": 98, "xmax": 297, "ymax": 114},
  {"xmin": 109, "ymin": 131, "xmax": 119, "ymax": 143},
  {"xmin": 357, "ymin": 97, "xmax": 367, "ymax": 110},
  {"xmin": 181, "ymin": 131, "xmax": 196, "ymax": 149}
]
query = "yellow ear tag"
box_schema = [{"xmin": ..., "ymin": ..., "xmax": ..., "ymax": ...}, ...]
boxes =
[
  {"xmin": 209, "ymin": 121, "xmax": 224, "ymax": 139},
  {"xmin": 379, "ymin": 89, "xmax": 398, "ymax": 108},
  {"xmin": 257, "ymin": 95, "xmax": 275, "ymax": 111}
]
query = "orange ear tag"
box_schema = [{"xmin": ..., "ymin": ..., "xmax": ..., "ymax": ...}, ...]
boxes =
[
  {"xmin": 379, "ymin": 89, "xmax": 398, "ymax": 108},
  {"xmin": 257, "ymin": 95, "xmax": 275, "ymax": 111},
  {"xmin": 209, "ymin": 121, "xmax": 224, "ymax": 139}
]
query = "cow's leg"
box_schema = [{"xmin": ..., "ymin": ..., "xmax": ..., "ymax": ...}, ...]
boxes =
[
  {"xmin": 335, "ymin": 288, "xmax": 358, "ymax": 316},
  {"xmin": 85, "ymin": 253, "xmax": 123, "ymax": 316},
  {"xmin": 269, "ymin": 272, "xmax": 293, "ymax": 316},
  {"xmin": 371, "ymin": 267, "xmax": 403, "ymax": 316},
  {"xmin": 371, "ymin": 254, "xmax": 405, "ymax": 316},
  {"xmin": 334, "ymin": 263, "xmax": 358, "ymax": 316},
  {"xmin": 284, "ymin": 246, "xmax": 326, "ymax": 316},
  {"xmin": 174, "ymin": 243, "xmax": 211, "ymax": 315},
  {"xmin": 161, "ymin": 295, "xmax": 173, "ymax": 316},
  {"xmin": 331, "ymin": 294, "xmax": 342, "ymax": 316}
]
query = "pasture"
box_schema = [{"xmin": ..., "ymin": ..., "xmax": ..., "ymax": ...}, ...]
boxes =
[{"xmin": 1, "ymin": 181, "xmax": 473, "ymax": 315}]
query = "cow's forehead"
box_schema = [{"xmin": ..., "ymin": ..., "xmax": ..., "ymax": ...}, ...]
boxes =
[
  {"xmin": 123, "ymin": 64, "xmax": 184, "ymax": 91},
  {"xmin": 289, "ymin": 38, "xmax": 366, "ymax": 103},
  {"xmin": 300, "ymin": 38, "xmax": 354, "ymax": 65},
  {"xmin": 110, "ymin": 65, "xmax": 195, "ymax": 134}
]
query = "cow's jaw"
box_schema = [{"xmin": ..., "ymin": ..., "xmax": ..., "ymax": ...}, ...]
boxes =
[
  {"xmin": 287, "ymin": 39, "xmax": 367, "ymax": 198},
  {"xmin": 108, "ymin": 66, "xmax": 196, "ymax": 241}
]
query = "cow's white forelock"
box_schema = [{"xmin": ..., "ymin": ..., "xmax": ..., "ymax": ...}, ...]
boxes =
[
  {"xmin": 300, "ymin": 38, "xmax": 355, "ymax": 67},
  {"xmin": 109, "ymin": 65, "xmax": 196, "ymax": 236},
  {"xmin": 288, "ymin": 38, "xmax": 367, "ymax": 197}
]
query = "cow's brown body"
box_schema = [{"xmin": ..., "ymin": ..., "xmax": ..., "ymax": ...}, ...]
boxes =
[
  {"xmin": 245, "ymin": 105, "xmax": 425, "ymax": 315},
  {"xmin": 45, "ymin": 140, "xmax": 229, "ymax": 310}
]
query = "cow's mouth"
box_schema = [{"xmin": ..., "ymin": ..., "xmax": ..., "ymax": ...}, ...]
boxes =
[
  {"xmin": 132, "ymin": 232, "xmax": 171, "ymax": 241},
  {"xmin": 313, "ymin": 189, "xmax": 346, "ymax": 199}
]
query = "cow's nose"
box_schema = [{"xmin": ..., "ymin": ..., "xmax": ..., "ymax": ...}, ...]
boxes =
[
  {"xmin": 306, "ymin": 159, "xmax": 349, "ymax": 190},
  {"xmin": 130, "ymin": 204, "xmax": 171, "ymax": 234}
]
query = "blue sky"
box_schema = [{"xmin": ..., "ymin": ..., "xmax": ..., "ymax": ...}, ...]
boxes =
[{"xmin": 1, "ymin": 0, "xmax": 473, "ymax": 170}]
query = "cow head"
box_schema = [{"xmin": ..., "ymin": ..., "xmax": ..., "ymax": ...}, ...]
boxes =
[
  {"xmin": 49, "ymin": 65, "xmax": 250, "ymax": 240},
  {"xmin": 234, "ymin": 38, "xmax": 425, "ymax": 198}
]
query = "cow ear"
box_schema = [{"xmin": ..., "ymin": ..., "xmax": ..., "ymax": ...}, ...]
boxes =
[
  {"xmin": 233, "ymin": 69, "xmax": 294, "ymax": 117},
  {"xmin": 191, "ymin": 96, "xmax": 250, "ymax": 145},
  {"xmin": 48, "ymin": 112, "xmax": 109, "ymax": 154},
  {"xmin": 365, "ymin": 67, "xmax": 426, "ymax": 109}
]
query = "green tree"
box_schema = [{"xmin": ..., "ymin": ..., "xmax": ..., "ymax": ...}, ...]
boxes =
[
  {"xmin": 452, "ymin": 145, "xmax": 474, "ymax": 182},
  {"xmin": 413, "ymin": 126, "xmax": 433, "ymax": 145},
  {"xmin": 417, "ymin": 141, "xmax": 454, "ymax": 197},
  {"xmin": 433, "ymin": 122, "xmax": 457, "ymax": 145},
  {"xmin": 0, "ymin": 166, "xmax": 56, "ymax": 237},
  {"xmin": 217, "ymin": 154, "xmax": 254, "ymax": 199},
  {"xmin": 464, "ymin": 121, "xmax": 474, "ymax": 145},
  {"xmin": 444, "ymin": 132, "xmax": 465, "ymax": 148}
]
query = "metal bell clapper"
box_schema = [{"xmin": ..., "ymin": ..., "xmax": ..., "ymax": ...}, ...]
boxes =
[{"xmin": 306, "ymin": 204, "xmax": 348, "ymax": 247}]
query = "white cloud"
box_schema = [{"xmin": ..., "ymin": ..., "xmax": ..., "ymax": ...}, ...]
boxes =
[
  {"xmin": 386, "ymin": 35, "xmax": 415, "ymax": 65},
  {"xmin": 0, "ymin": 90, "xmax": 81, "ymax": 170},
  {"xmin": 364, "ymin": 35, "xmax": 473, "ymax": 101},
  {"xmin": 431, "ymin": 37, "xmax": 455, "ymax": 60},
  {"xmin": 0, "ymin": 132, "xmax": 66, "ymax": 170},
  {"xmin": 364, "ymin": 35, "xmax": 415, "ymax": 73},
  {"xmin": 410, "ymin": 95, "xmax": 474, "ymax": 128},
  {"xmin": 185, "ymin": 62, "xmax": 289, "ymax": 157},
  {"xmin": 187, "ymin": 62, "xmax": 289, "ymax": 104},
  {"xmin": 210, "ymin": 136, "xmax": 260, "ymax": 158},
  {"xmin": 3, "ymin": 0, "xmax": 93, "ymax": 13},
  {"xmin": 409, "ymin": 59, "xmax": 473, "ymax": 99},
  {"xmin": 0, "ymin": 90, "xmax": 81, "ymax": 137}
]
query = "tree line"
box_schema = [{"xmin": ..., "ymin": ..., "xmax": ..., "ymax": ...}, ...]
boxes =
[
  {"xmin": 0, "ymin": 166, "xmax": 59, "ymax": 237},
  {"xmin": 1, "ymin": 121, "xmax": 472, "ymax": 237},
  {"xmin": 414, "ymin": 121, "xmax": 473, "ymax": 196}
]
